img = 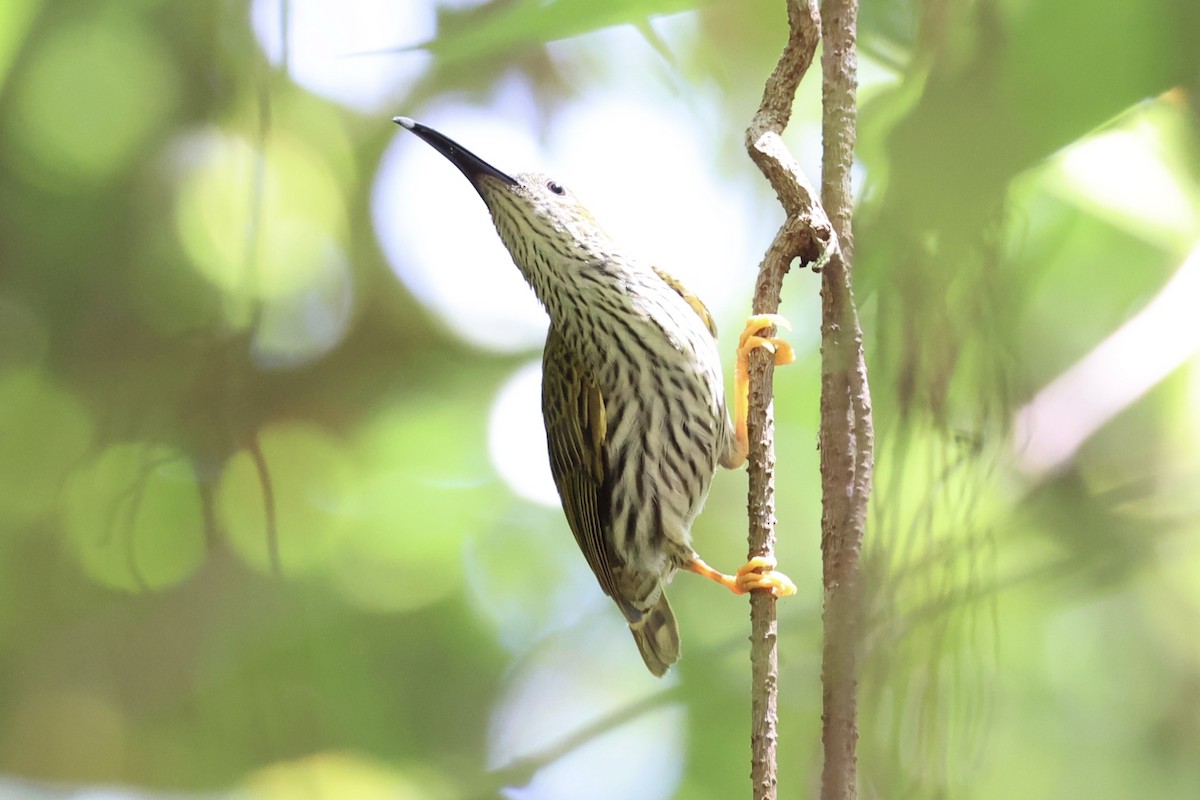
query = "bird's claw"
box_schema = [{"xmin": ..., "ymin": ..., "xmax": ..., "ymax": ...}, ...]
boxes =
[
  {"xmin": 734, "ymin": 556, "xmax": 797, "ymax": 597},
  {"xmin": 739, "ymin": 314, "xmax": 795, "ymax": 367}
]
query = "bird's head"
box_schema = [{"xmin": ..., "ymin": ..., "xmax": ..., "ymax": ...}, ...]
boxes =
[{"xmin": 394, "ymin": 117, "xmax": 612, "ymax": 277}]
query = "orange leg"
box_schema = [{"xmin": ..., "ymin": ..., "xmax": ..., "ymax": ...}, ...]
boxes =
[
  {"xmin": 729, "ymin": 314, "xmax": 795, "ymax": 468},
  {"xmin": 685, "ymin": 555, "xmax": 797, "ymax": 598}
]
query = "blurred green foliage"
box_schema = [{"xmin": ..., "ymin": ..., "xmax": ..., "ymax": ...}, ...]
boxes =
[{"xmin": 1, "ymin": 0, "xmax": 1198, "ymax": 798}]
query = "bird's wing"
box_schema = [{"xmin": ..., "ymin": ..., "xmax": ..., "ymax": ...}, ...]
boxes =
[
  {"xmin": 541, "ymin": 326, "xmax": 626, "ymax": 607},
  {"xmin": 652, "ymin": 266, "xmax": 718, "ymax": 338}
]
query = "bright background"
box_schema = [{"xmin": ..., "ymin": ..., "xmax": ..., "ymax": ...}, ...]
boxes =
[{"xmin": 1, "ymin": 0, "xmax": 1199, "ymax": 798}]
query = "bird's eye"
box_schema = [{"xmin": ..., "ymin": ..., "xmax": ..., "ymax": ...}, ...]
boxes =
[{"xmin": 547, "ymin": 180, "xmax": 566, "ymax": 196}]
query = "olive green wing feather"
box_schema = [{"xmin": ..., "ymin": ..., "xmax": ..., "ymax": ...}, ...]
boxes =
[
  {"xmin": 541, "ymin": 325, "xmax": 682, "ymax": 676},
  {"xmin": 541, "ymin": 325, "xmax": 624, "ymax": 606},
  {"xmin": 652, "ymin": 266, "xmax": 718, "ymax": 338}
]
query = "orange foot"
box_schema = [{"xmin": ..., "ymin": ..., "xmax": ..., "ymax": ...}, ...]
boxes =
[
  {"xmin": 685, "ymin": 555, "xmax": 797, "ymax": 598},
  {"xmin": 729, "ymin": 314, "xmax": 796, "ymax": 468}
]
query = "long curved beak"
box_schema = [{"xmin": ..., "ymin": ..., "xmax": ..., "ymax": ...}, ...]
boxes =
[{"xmin": 393, "ymin": 117, "xmax": 517, "ymax": 191}]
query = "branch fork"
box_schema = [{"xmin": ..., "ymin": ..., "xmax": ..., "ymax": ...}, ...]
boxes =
[{"xmin": 743, "ymin": 2, "xmax": 870, "ymax": 800}]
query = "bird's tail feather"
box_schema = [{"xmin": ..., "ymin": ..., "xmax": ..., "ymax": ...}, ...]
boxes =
[{"xmin": 628, "ymin": 593, "xmax": 680, "ymax": 677}]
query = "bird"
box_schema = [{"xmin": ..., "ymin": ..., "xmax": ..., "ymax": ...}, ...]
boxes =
[{"xmin": 394, "ymin": 116, "xmax": 796, "ymax": 676}]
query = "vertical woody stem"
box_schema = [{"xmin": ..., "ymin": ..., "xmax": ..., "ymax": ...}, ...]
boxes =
[
  {"xmin": 745, "ymin": 331, "xmax": 781, "ymax": 800},
  {"xmin": 818, "ymin": 1, "xmax": 871, "ymax": 798},
  {"xmin": 747, "ymin": 222, "xmax": 806, "ymax": 800},
  {"xmin": 745, "ymin": 2, "xmax": 824, "ymax": 799}
]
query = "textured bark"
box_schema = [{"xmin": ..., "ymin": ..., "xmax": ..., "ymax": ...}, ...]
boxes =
[
  {"xmin": 818, "ymin": 1, "xmax": 872, "ymax": 799},
  {"xmin": 743, "ymin": 2, "xmax": 833, "ymax": 799},
  {"xmin": 746, "ymin": 0, "xmax": 871, "ymax": 798}
]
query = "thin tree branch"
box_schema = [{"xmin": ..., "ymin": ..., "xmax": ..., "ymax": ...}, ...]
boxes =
[
  {"xmin": 463, "ymin": 687, "xmax": 681, "ymax": 799},
  {"xmin": 818, "ymin": 1, "xmax": 872, "ymax": 799},
  {"xmin": 744, "ymin": 2, "xmax": 836, "ymax": 799}
]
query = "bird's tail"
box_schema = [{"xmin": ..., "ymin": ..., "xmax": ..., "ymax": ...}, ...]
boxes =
[{"xmin": 628, "ymin": 593, "xmax": 681, "ymax": 677}]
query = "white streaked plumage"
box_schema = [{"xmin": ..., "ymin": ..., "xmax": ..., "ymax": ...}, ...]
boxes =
[{"xmin": 481, "ymin": 172, "xmax": 735, "ymax": 674}]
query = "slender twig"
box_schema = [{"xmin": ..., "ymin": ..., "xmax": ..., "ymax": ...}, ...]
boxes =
[
  {"xmin": 818, "ymin": 1, "xmax": 872, "ymax": 799},
  {"xmin": 744, "ymin": 2, "xmax": 834, "ymax": 799},
  {"xmin": 248, "ymin": 432, "xmax": 281, "ymax": 575},
  {"xmin": 462, "ymin": 687, "xmax": 681, "ymax": 799}
]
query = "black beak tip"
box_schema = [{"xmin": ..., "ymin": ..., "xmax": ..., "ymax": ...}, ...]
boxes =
[{"xmin": 392, "ymin": 115, "xmax": 518, "ymax": 189}]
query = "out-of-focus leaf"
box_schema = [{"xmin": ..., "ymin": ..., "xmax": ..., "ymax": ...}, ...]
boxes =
[{"xmin": 395, "ymin": 0, "xmax": 719, "ymax": 65}]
